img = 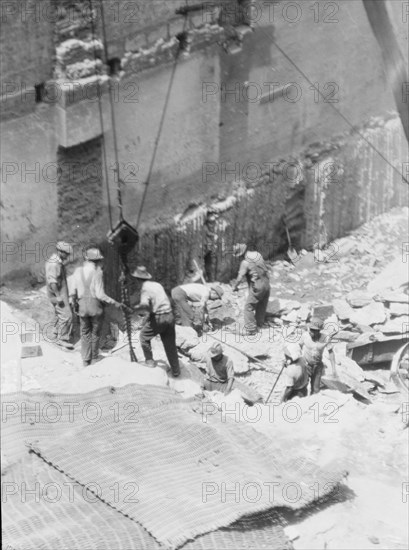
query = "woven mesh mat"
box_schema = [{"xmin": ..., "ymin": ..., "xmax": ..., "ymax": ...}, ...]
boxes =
[
  {"xmin": 2, "ymin": 454, "xmax": 291, "ymax": 550},
  {"xmin": 2, "ymin": 385, "xmax": 341, "ymax": 549}
]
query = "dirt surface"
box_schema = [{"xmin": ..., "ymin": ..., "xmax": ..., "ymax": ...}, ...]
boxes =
[{"xmin": 1, "ymin": 206, "xmax": 408, "ymax": 550}]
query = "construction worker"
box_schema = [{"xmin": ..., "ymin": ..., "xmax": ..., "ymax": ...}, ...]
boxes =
[
  {"xmin": 171, "ymin": 282, "xmax": 224, "ymax": 332},
  {"xmin": 70, "ymin": 248, "xmax": 123, "ymax": 366},
  {"xmin": 131, "ymin": 266, "xmax": 181, "ymax": 377},
  {"xmin": 281, "ymin": 343, "xmax": 309, "ymax": 402},
  {"xmin": 301, "ymin": 317, "xmax": 333, "ymax": 394},
  {"xmin": 45, "ymin": 241, "xmax": 74, "ymax": 349},
  {"xmin": 232, "ymin": 244, "xmax": 271, "ymax": 335},
  {"xmin": 203, "ymin": 342, "xmax": 235, "ymax": 395}
]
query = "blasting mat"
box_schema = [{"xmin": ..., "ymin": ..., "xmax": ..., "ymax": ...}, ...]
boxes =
[
  {"xmin": 18, "ymin": 390, "xmax": 343, "ymax": 548},
  {"xmin": 3, "ymin": 453, "xmax": 291, "ymax": 550}
]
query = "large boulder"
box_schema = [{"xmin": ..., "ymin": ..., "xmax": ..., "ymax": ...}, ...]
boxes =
[
  {"xmin": 333, "ymin": 299, "xmax": 354, "ymax": 321},
  {"xmin": 175, "ymin": 325, "xmax": 200, "ymax": 351},
  {"xmin": 347, "ymin": 289, "xmax": 374, "ymax": 308},
  {"xmin": 350, "ymin": 302, "xmax": 387, "ymax": 326}
]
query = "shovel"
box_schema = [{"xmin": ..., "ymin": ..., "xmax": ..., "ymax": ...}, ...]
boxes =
[
  {"xmin": 193, "ymin": 260, "xmax": 214, "ymax": 331},
  {"xmin": 283, "ymin": 217, "xmax": 298, "ymax": 263}
]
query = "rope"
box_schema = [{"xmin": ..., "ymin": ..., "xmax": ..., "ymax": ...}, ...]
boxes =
[
  {"xmin": 98, "ymin": 0, "xmax": 124, "ymax": 220},
  {"xmin": 88, "ymin": 0, "xmax": 113, "ymax": 231},
  {"xmin": 254, "ymin": 20, "xmax": 409, "ymax": 186},
  {"xmin": 136, "ymin": 11, "xmax": 189, "ymax": 229}
]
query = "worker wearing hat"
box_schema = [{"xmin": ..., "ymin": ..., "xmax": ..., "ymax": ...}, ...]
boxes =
[
  {"xmin": 45, "ymin": 241, "xmax": 74, "ymax": 349},
  {"xmin": 281, "ymin": 343, "xmax": 309, "ymax": 402},
  {"xmin": 70, "ymin": 247, "xmax": 123, "ymax": 366},
  {"xmin": 301, "ymin": 317, "xmax": 333, "ymax": 394},
  {"xmin": 171, "ymin": 282, "xmax": 224, "ymax": 334},
  {"xmin": 204, "ymin": 342, "xmax": 235, "ymax": 395},
  {"xmin": 131, "ymin": 266, "xmax": 180, "ymax": 377},
  {"xmin": 232, "ymin": 244, "xmax": 271, "ymax": 334}
]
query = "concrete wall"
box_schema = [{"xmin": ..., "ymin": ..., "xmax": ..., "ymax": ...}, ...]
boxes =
[{"xmin": 1, "ymin": 0, "xmax": 408, "ymax": 283}]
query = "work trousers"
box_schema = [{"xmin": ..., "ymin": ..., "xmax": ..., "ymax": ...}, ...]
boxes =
[
  {"xmin": 286, "ymin": 386, "xmax": 308, "ymax": 401},
  {"xmin": 80, "ymin": 315, "xmax": 103, "ymax": 364},
  {"xmin": 307, "ymin": 362, "xmax": 324, "ymax": 394},
  {"xmin": 140, "ymin": 312, "xmax": 180, "ymax": 376},
  {"xmin": 244, "ymin": 280, "xmax": 270, "ymax": 333},
  {"xmin": 171, "ymin": 287, "xmax": 195, "ymax": 327},
  {"xmin": 51, "ymin": 302, "xmax": 73, "ymax": 343}
]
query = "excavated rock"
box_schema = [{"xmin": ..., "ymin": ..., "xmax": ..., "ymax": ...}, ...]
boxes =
[
  {"xmin": 347, "ymin": 289, "xmax": 374, "ymax": 308},
  {"xmin": 388, "ymin": 302, "xmax": 409, "ymax": 317},
  {"xmin": 333, "ymin": 299, "xmax": 354, "ymax": 321},
  {"xmin": 374, "ymin": 316, "xmax": 409, "ymax": 334},
  {"xmin": 350, "ymin": 302, "xmax": 387, "ymax": 326},
  {"xmin": 175, "ymin": 325, "xmax": 200, "ymax": 351}
]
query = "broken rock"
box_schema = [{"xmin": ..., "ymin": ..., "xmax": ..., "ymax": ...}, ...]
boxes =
[
  {"xmin": 333, "ymin": 299, "xmax": 354, "ymax": 321},
  {"xmin": 350, "ymin": 302, "xmax": 387, "ymax": 326},
  {"xmin": 375, "ymin": 316, "xmax": 409, "ymax": 335},
  {"xmin": 388, "ymin": 302, "xmax": 409, "ymax": 317},
  {"xmin": 175, "ymin": 325, "xmax": 199, "ymax": 351},
  {"xmin": 347, "ymin": 289, "xmax": 374, "ymax": 308}
]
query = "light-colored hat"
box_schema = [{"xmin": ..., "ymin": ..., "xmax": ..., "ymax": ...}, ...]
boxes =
[
  {"xmin": 85, "ymin": 248, "xmax": 104, "ymax": 261},
  {"xmin": 56, "ymin": 241, "xmax": 73, "ymax": 255},
  {"xmin": 210, "ymin": 284, "xmax": 224, "ymax": 299},
  {"xmin": 209, "ymin": 342, "xmax": 223, "ymax": 358},
  {"xmin": 131, "ymin": 266, "xmax": 152, "ymax": 280},
  {"xmin": 309, "ymin": 317, "xmax": 324, "ymax": 331},
  {"xmin": 233, "ymin": 243, "xmax": 247, "ymax": 257},
  {"xmin": 284, "ymin": 343, "xmax": 302, "ymax": 362}
]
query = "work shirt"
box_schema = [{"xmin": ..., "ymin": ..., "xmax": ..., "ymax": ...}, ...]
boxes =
[
  {"xmin": 236, "ymin": 251, "xmax": 269, "ymax": 289},
  {"xmin": 140, "ymin": 281, "xmax": 172, "ymax": 315},
  {"xmin": 285, "ymin": 357, "xmax": 309, "ymax": 390},
  {"xmin": 179, "ymin": 283, "xmax": 210, "ymax": 305},
  {"xmin": 45, "ymin": 253, "xmax": 68, "ymax": 301},
  {"xmin": 302, "ymin": 332, "xmax": 328, "ymax": 367},
  {"xmin": 71, "ymin": 262, "xmax": 117, "ymax": 306},
  {"xmin": 205, "ymin": 354, "xmax": 235, "ymax": 383}
]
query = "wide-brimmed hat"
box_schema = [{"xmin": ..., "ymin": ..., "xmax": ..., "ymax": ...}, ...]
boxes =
[
  {"xmin": 131, "ymin": 266, "xmax": 152, "ymax": 280},
  {"xmin": 209, "ymin": 342, "xmax": 223, "ymax": 358},
  {"xmin": 85, "ymin": 248, "xmax": 104, "ymax": 261},
  {"xmin": 210, "ymin": 284, "xmax": 224, "ymax": 299},
  {"xmin": 233, "ymin": 243, "xmax": 247, "ymax": 257},
  {"xmin": 309, "ymin": 317, "xmax": 324, "ymax": 331},
  {"xmin": 56, "ymin": 241, "xmax": 73, "ymax": 255},
  {"xmin": 284, "ymin": 343, "xmax": 302, "ymax": 362}
]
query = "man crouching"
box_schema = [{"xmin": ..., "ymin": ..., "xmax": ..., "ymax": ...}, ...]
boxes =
[
  {"xmin": 281, "ymin": 343, "xmax": 309, "ymax": 402},
  {"xmin": 203, "ymin": 342, "xmax": 235, "ymax": 396}
]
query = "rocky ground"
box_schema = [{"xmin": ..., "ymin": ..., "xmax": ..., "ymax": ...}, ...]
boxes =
[{"xmin": 1, "ymin": 206, "xmax": 408, "ymax": 550}]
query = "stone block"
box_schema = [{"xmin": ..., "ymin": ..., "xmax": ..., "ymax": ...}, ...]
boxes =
[{"xmin": 350, "ymin": 302, "xmax": 387, "ymax": 326}]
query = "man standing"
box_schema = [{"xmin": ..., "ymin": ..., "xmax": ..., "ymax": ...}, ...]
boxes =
[
  {"xmin": 281, "ymin": 343, "xmax": 309, "ymax": 402},
  {"xmin": 232, "ymin": 244, "xmax": 271, "ymax": 335},
  {"xmin": 131, "ymin": 266, "xmax": 181, "ymax": 377},
  {"xmin": 45, "ymin": 241, "xmax": 74, "ymax": 349},
  {"xmin": 203, "ymin": 342, "xmax": 235, "ymax": 395},
  {"xmin": 171, "ymin": 282, "xmax": 224, "ymax": 332},
  {"xmin": 70, "ymin": 248, "xmax": 123, "ymax": 366},
  {"xmin": 301, "ymin": 317, "xmax": 333, "ymax": 394}
]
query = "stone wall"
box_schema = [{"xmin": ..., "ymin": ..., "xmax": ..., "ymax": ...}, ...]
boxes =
[{"xmin": 1, "ymin": 0, "xmax": 408, "ymax": 283}]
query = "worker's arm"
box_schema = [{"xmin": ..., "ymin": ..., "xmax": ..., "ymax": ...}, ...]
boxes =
[
  {"xmin": 46, "ymin": 262, "xmax": 66, "ymax": 307},
  {"xmin": 232, "ymin": 260, "xmax": 248, "ymax": 291},
  {"xmin": 225, "ymin": 358, "xmax": 235, "ymax": 395},
  {"xmin": 92, "ymin": 269, "xmax": 122, "ymax": 308},
  {"xmin": 225, "ymin": 377, "xmax": 234, "ymax": 395}
]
